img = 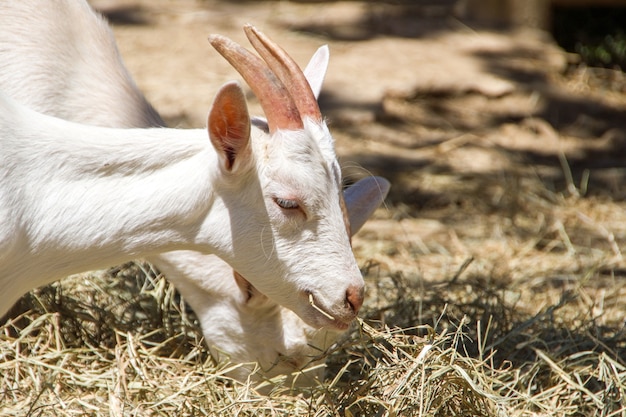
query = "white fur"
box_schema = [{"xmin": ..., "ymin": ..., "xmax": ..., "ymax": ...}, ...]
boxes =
[
  {"xmin": 155, "ymin": 175, "xmax": 389, "ymax": 382},
  {"xmin": 0, "ymin": 0, "xmax": 389, "ymax": 383},
  {"xmin": 1, "ymin": 53, "xmax": 362, "ymax": 340},
  {"xmin": 0, "ymin": 0, "xmax": 163, "ymax": 128},
  {"xmin": 154, "ymin": 250, "xmax": 335, "ymax": 382},
  {"xmin": 0, "ymin": 86, "xmax": 364, "ymax": 327}
]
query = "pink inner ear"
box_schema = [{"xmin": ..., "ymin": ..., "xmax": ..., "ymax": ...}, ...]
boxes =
[{"xmin": 208, "ymin": 82, "xmax": 251, "ymax": 171}]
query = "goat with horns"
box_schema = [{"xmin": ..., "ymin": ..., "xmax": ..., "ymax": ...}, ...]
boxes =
[
  {"xmin": 1, "ymin": 24, "xmax": 368, "ymax": 332},
  {"xmin": 0, "ymin": 1, "xmax": 389, "ymax": 384}
]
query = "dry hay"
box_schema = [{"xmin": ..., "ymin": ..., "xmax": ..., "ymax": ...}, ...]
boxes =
[
  {"xmin": 3, "ymin": 92, "xmax": 626, "ymax": 417},
  {"xmin": 2, "ymin": 170, "xmax": 626, "ymax": 417}
]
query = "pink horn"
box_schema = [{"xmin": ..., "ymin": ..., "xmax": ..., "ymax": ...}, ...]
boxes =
[
  {"xmin": 243, "ymin": 25, "xmax": 323, "ymax": 124},
  {"xmin": 208, "ymin": 34, "xmax": 303, "ymax": 132}
]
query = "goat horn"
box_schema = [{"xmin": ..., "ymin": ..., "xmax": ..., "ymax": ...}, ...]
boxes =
[
  {"xmin": 208, "ymin": 34, "xmax": 303, "ymax": 132},
  {"xmin": 244, "ymin": 25, "xmax": 323, "ymax": 124}
]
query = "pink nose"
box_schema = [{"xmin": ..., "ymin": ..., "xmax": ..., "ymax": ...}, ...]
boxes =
[{"xmin": 346, "ymin": 284, "xmax": 364, "ymax": 314}]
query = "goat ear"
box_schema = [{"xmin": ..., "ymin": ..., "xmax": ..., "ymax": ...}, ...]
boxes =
[
  {"xmin": 303, "ymin": 45, "xmax": 329, "ymax": 100},
  {"xmin": 344, "ymin": 176, "xmax": 390, "ymax": 236},
  {"xmin": 208, "ymin": 81, "xmax": 251, "ymax": 171},
  {"xmin": 233, "ymin": 271, "xmax": 270, "ymax": 308}
]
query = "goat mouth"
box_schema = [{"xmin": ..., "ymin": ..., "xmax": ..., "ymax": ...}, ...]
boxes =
[{"xmin": 306, "ymin": 292, "xmax": 353, "ymax": 331}]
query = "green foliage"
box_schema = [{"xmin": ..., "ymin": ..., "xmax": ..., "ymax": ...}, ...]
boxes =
[{"xmin": 553, "ymin": 7, "xmax": 626, "ymax": 70}]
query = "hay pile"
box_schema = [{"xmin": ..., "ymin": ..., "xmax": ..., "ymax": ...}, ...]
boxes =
[{"xmin": 2, "ymin": 176, "xmax": 626, "ymax": 416}]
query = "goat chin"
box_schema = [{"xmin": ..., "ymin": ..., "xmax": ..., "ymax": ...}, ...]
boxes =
[{"xmin": 0, "ymin": 0, "xmax": 390, "ymax": 388}]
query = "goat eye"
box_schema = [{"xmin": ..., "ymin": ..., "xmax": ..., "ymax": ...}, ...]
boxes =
[{"xmin": 274, "ymin": 197, "xmax": 300, "ymax": 210}]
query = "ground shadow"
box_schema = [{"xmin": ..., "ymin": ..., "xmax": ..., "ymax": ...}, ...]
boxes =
[
  {"xmin": 94, "ymin": 4, "xmax": 152, "ymax": 26},
  {"xmin": 283, "ymin": 0, "xmax": 460, "ymax": 41},
  {"xmin": 332, "ymin": 42, "xmax": 626, "ymax": 215}
]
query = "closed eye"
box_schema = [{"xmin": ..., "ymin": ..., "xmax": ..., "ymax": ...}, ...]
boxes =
[{"xmin": 274, "ymin": 197, "xmax": 300, "ymax": 210}]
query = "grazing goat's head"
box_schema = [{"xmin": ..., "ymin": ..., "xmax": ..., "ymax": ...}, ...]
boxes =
[
  {"xmin": 205, "ymin": 26, "xmax": 362, "ymax": 330},
  {"xmin": 158, "ymin": 177, "xmax": 390, "ymax": 383}
]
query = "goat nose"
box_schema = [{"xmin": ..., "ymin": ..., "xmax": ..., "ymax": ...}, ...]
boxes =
[{"xmin": 346, "ymin": 284, "xmax": 364, "ymax": 314}]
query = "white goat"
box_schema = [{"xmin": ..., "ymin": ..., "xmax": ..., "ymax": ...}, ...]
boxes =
[
  {"xmin": 0, "ymin": 1, "xmax": 389, "ymax": 381},
  {"xmin": 0, "ymin": 27, "xmax": 365, "ymax": 328}
]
